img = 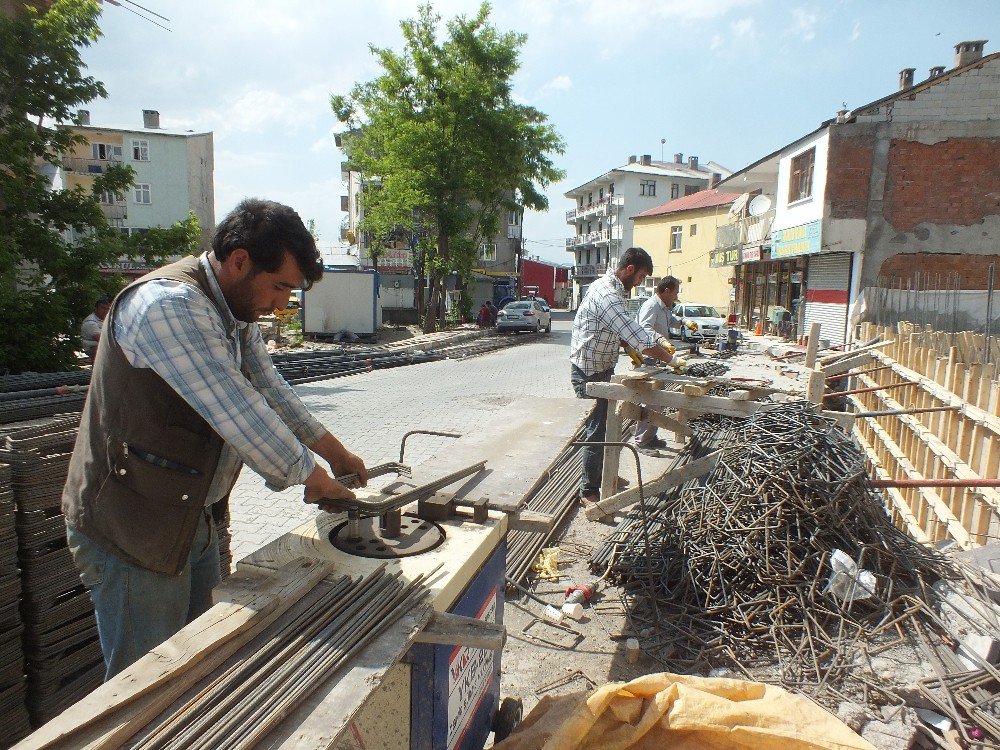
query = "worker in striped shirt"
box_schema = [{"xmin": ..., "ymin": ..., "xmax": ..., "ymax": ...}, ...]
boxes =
[{"xmin": 569, "ymin": 248, "xmax": 676, "ymax": 508}]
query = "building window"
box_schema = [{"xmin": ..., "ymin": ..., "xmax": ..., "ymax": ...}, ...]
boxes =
[
  {"xmin": 670, "ymin": 226, "xmax": 683, "ymax": 251},
  {"xmin": 134, "ymin": 183, "xmax": 151, "ymax": 204},
  {"xmin": 98, "ymin": 191, "xmax": 123, "ymax": 204},
  {"xmin": 598, "ymin": 187, "xmax": 604, "ymax": 201},
  {"xmin": 640, "ymin": 180, "xmax": 656, "ymax": 197},
  {"xmin": 587, "ymin": 192, "xmax": 593, "ymax": 205},
  {"xmin": 788, "ymin": 147, "xmax": 815, "ymax": 203},
  {"xmin": 479, "ymin": 243, "xmax": 497, "ymax": 262},
  {"xmin": 131, "ymin": 139, "xmax": 149, "ymax": 161},
  {"xmin": 690, "ymin": 224, "xmax": 697, "ymax": 236},
  {"xmin": 579, "ymin": 196, "xmax": 584, "ymax": 207},
  {"xmin": 685, "ymin": 185, "xmax": 700, "ymax": 196},
  {"xmin": 91, "ymin": 143, "xmax": 122, "ymax": 161},
  {"xmin": 609, "ymin": 182, "xmax": 615, "ymax": 195},
  {"xmin": 670, "ymin": 184, "xmax": 679, "ymax": 199}
]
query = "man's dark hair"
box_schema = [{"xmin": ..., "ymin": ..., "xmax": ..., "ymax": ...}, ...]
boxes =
[
  {"xmin": 656, "ymin": 276, "xmax": 680, "ymax": 294},
  {"xmin": 617, "ymin": 247, "xmax": 653, "ymax": 275},
  {"xmin": 95, "ymin": 295, "xmax": 113, "ymax": 308},
  {"xmin": 212, "ymin": 198, "xmax": 323, "ymax": 289}
]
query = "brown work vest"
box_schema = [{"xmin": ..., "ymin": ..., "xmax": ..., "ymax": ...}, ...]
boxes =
[{"xmin": 62, "ymin": 255, "xmax": 251, "ymax": 575}]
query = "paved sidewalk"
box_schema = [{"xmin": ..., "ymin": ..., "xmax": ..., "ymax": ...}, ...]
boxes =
[{"xmin": 228, "ymin": 315, "xmax": 577, "ymax": 563}]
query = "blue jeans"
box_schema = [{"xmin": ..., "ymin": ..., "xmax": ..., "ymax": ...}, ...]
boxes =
[
  {"xmin": 570, "ymin": 364, "xmax": 614, "ymax": 496},
  {"xmin": 66, "ymin": 509, "xmax": 220, "ymax": 680}
]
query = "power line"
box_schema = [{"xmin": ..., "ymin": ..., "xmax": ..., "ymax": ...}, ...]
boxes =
[{"xmin": 103, "ymin": 0, "xmax": 171, "ymax": 32}]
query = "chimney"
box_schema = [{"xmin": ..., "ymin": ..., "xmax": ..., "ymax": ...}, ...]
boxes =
[
  {"xmin": 640, "ymin": 154, "xmax": 652, "ymax": 166},
  {"xmin": 142, "ymin": 109, "xmax": 160, "ymax": 129},
  {"xmin": 836, "ymin": 102, "xmax": 849, "ymax": 124},
  {"xmin": 954, "ymin": 40, "xmax": 987, "ymax": 68},
  {"xmin": 77, "ymin": 109, "xmax": 90, "ymax": 126},
  {"xmin": 673, "ymin": 152, "xmax": 683, "ymax": 163},
  {"xmin": 709, "ymin": 172, "xmax": 722, "ymax": 189},
  {"xmin": 929, "ymin": 65, "xmax": 946, "ymax": 79},
  {"xmin": 688, "ymin": 155, "xmax": 699, "ymax": 171},
  {"xmin": 628, "ymin": 155, "xmax": 637, "ymax": 164},
  {"xmin": 899, "ymin": 68, "xmax": 915, "ymax": 90}
]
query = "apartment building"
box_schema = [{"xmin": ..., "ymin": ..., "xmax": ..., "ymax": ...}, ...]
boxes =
[
  {"xmin": 56, "ymin": 109, "xmax": 214, "ymax": 276},
  {"xmin": 717, "ymin": 40, "xmax": 999, "ymax": 346},
  {"xmin": 564, "ymin": 153, "xmax": 730, "ymax": 306},
  {"xmin": 632, "ymin": 189, "xmax": 741, "ymax": 311}
]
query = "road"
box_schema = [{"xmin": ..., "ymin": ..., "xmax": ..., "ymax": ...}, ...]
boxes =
[{"xmin": 228, "ymin": 311, "xmax": 578, "ymax": 562}]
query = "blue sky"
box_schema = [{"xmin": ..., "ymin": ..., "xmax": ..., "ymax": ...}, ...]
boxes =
[{"xmin": 80, "ymin": 1, "xmax": 997, "ymax": 264}]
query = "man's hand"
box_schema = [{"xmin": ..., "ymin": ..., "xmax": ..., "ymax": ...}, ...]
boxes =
[
  {"xmin": 303, "ymin": 465, "xmax": 356, "ymax": 508},
  {"xmin": 310, "ymin": 432, "xmax": 368, "ymax": 487},
  {"xmin": 641, "ymin": 343, "xmax": 674, "ymax": 364}
]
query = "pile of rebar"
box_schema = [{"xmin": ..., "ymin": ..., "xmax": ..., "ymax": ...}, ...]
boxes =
[
  {"xmin": 0, "ymin": 373, "xmax": 90, "ymax": 425},
  {"xmin": 132, "ymin": 564, "xmax": 432, "ymax": 750},
  {"xmin": 433, "ymin": 331, "xmax": 544, "ymax": 360},
  {"xmin": 0, "ymin": 462, "xmax": 31, "ymax": 743},
  {"xmin": 685, "ymin": 361, "xmax": 730, "ymax": 378},
  {"xmin": 272, "ymin": 348, "xmax": 443, "ymax": 385},
  {"xmin": 591, "ymin": 403, "xmax": 991, "ymax": 710}
]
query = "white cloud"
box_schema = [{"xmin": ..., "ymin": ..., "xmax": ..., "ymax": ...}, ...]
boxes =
[
  {"xmin": 535, "ymin": 75, "xmax": 573, "ymax": 98},
  {"xmin": 730, "ymin": 17, "xmax": 757, "ymax": 38},
  {"xmin": 791, "ymin": 8, "xmax": 820, "ymax": 41},
  {"xmin": 710, "ymin": 34, "xmax": 725, "ymax": 51},
  {"xmin": 849, "ymin": 21, "xmax": 861, "ymax": 42}
]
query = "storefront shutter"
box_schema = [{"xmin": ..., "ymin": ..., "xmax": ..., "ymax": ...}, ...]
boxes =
[{"xmin": 803, "ymin": 253, "xmax": 852, "ymax": 347}]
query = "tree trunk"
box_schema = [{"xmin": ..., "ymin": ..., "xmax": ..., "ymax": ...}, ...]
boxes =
[{"xmin": 423, "ymin": 273, "xmax": 440, "ymax": 333}]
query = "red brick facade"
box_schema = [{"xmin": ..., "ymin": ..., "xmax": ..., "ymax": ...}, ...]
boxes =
[
  {"xmin": 884, "ymin": 138, "xmax": 1000, "ymax": 231},
  {"xmin": 878, "ymin": 253, "xmax": 1000, "ymax": 289},
  {"xmin": 827, "ymin": 131, "xmax": 874, "ymax": 219}
]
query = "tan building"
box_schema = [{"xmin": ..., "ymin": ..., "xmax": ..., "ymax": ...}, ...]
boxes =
[{"xmin": 631, "ymin": 189, "xmax": 740, "ymax": 311}]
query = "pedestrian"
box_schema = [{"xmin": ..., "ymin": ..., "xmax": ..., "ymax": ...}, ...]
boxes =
[
  {"xmin": 81, "ymin": 295, "xmax": 112, "ymax": 362},
  {"xmin": 633, "ymin": 276, "xmax": 683, "ymax": 450},
  {"xmin": 569, "ymin": 248, "xmax": 676, "ymax": 508},
  {"xmin": 487, "ymin": 300, "xmax": 498, "ymax": 327},
  {"xmin": 62, "ymin": 198, "xmax": 367, "ymax": 680},
  {"xmin": 478, "ymin": 301, "xmax": 490, "ymax": 328}
]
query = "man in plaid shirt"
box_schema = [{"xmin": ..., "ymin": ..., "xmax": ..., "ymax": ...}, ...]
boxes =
[{"xmin": 570, "ymin": 248, "xmax": 676, "ymax": 507}]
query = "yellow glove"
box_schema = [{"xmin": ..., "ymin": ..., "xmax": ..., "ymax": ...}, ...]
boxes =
[
  {"xmin": 671, "ymin": 356, "xmax": 688, "ymax": 374},
  {"xmin": 655, "ymin": 336, "xmax": 676, "ymax": 355},
  {"xmin": 686, "ymin": 320, "xmax": 698, "ymax": 332}
]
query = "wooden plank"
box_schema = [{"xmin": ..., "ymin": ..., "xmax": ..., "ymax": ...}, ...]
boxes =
[
  {"xmin": 586, "ymin": 450, "xmax": 723, "ymax": 521},
  {"xmin": 412, "ymin": 611, "xmax": 506, "ymax": 650},
  {"xmin": 506, "ymin": 509, "xmax": 555, "ymax": 533},
  {"xmin": 586, "ymin": 381, "xmax": 780, "ymax": 419},
  {"xmin": 806, "ymin": 369, "xmax": 826, "ymax": 405},
  {"xmin": 16, "ymin": 558, "xmax": 336, "ymax": 750},
  {"xmin": 804, "ymin": 322, "xmax": 821, "ymax": 369},
  {"xmin": 821, "ymin": 350, "xmax": 875, "ymax": 377},
  {"xmin": 601, "ymin": 391, "xmax": 623, "ymax": 501}
]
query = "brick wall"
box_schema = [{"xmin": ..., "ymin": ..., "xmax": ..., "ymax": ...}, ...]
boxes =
[
  {"xmin": 878, "ymin": 252, "xmax": 1000, "ymax": 289},
  {"xmin": 827, "ymin": 129, "xmax": 874, "ymax": 219},
  {"xmin": 884, "ymin": 137, "xmax": 1000, "ymax": 231}
]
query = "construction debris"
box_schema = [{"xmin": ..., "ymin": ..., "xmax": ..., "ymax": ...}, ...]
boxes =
[{"xmin": 589, "ymin": 402, "xmax": 1000, "ymax": 745}]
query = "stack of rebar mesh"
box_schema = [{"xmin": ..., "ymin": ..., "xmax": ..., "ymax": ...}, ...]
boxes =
[
  {"xmin": 0, "ymin": 462, "xmax": 31, "ymax": 744},
  {"xmin": 0, "ymin": 416, "xmax": 103, "ymax": 727},
  {"xmin": 591, "ymin": 402, "xmax": 998, "ymax": 734}
]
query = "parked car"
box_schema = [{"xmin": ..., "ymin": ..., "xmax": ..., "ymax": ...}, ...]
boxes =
[
  {"xmin": 497, "ymin": 300, "xmax": 551, "ymax": 333},
  {"xmin": 668, "ymin": 303, "xmax": 725, "ymax": 341}
]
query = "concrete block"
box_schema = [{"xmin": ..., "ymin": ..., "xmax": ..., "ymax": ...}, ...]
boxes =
[
  {"xmin": 957, "ymin": 632, "xmax": 1000, "ymax": 670},
  {"xmin": 836, "ymin": 701, "xmax": 868, "ymax": 733},
  {"xmin": 862, "ymin": 716, "xmax": 919, "ymax": 750}
]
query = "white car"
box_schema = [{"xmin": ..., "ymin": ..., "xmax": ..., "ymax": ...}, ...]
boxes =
[
  {"xmin": 668, "ymin": 303, "xmax": 725, "ymax": 341},
  {"xmin": 497, "ymin": 300, "xmax": 551, "ymax": 333}
]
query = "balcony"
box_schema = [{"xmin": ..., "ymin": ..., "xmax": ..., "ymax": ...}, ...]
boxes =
[
  {"xmin": 573, "ymin": 263, "xmax": 607, "ymax": 278},
  {"xmin": 63, "ymin": 157, "xmax": 123, "ymax": 175},
  {"xmin": 100, "ymin": 204, "xmax": 127, "ymax": 222},
  {"xmin": 714, "ymin": 208, "xmax": 775, "ymax": 250},
  {"xmin": 507, "ymin": 224, "xmax": 522, "ymax": 240},
  {"xmin": 576, "ymin": 194, "xmax": 624, "ymax": 220},
  {"xmin": 566, "ymin": 208, "xmax": 577, "ymax": 223},
  {"xmin": 594, "ymin": 226, "xmax": 623, "ymax": 246},
  {"xmin": 565, "ymin": 234, "xmax": 589, "ymax": 248}
]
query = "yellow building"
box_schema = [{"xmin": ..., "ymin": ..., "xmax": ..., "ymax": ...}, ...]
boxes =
[{"xmin": 631, "ymin": 189, "xmax": 740, "ymax": 312}]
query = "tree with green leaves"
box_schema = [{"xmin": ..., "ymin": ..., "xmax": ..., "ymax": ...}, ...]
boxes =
[
  {"xmin": 0, "ymin": 0, "xmax": 199, "ymax": 373},
  {"xmin": 332, "ymin": 2, "xmax": 564, "ymax": 332}
]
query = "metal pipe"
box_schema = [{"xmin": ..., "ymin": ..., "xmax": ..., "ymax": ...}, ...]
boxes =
[
  {"xmin": 823, "ymin": 380, "xmax": 914, "ymax": 400},
  {"xmin": 870, "ymin": 478, "xmax": 1000, "ymax": 488}
]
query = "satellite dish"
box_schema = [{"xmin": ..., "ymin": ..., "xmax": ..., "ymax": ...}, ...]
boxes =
[{"xmin": 748, "ymin": 195, "xmax": 773, "ymax": 217}]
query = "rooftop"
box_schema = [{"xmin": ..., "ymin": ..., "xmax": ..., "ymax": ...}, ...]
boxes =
[{"xmin": 632, "ymin": 189, "xmax": 740, "ymax": 219}]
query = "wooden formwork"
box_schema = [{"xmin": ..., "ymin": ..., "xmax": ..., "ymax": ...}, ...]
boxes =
[{"xmin": 847, "ymin": 321, "xmax": 1000, "ymax": 549}]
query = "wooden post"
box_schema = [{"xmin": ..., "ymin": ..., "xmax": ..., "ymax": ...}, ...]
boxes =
[
  {"xmin": 804, "ymin": 322, "xmax": 821, "ymax": 369},
  {"xmin": 807, "ymin": 369, "xmax": 825, "ymax": 405},
  {"xmin": 601, "ymin": 396, "xmax": 623, "ymax": 501}
]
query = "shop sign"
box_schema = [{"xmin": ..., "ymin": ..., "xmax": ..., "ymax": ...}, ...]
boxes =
[
  {"xmin": 791, "ymin": 271, "xmax": 803, "ymax": 284},
  {"xmin": 710, "ymin": 246, "xmax": 740, "ymax": 268},
  {"xmin": 768, "ymin": 273, "xmax": 778, "ymax": 283},
  {"xmin": 772, "ymin": 220, "xmax": 821, "ymax": 258},
  {"xmin": 742, "ymin": 246, "xmax": 761, "ymax": 263}
]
